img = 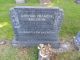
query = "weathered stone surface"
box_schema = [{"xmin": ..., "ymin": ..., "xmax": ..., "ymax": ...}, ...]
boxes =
[
  {"xmin": 74, "ymin": 32, "xmax": 80, "ymax": 50},
  {"xmin": 15, "ymin": 0, "xmax": 25, "ymax": 4},
  {"xmin": 75, "ymin": 0, "xmax": 80, "ymax": 4},
  {"xmin": 10, "ymin": 6, "xmax": 64, "ymax": 48}
]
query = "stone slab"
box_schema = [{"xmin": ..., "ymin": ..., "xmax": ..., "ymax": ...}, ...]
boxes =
[{"xmin": 10, "ymin": 6, "xmax": 64, "ymax": 48}]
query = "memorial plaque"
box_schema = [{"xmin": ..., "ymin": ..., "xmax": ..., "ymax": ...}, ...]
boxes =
[{"xmin": 10, "ymin": 6, "xmax": 64, "ymax": 48}]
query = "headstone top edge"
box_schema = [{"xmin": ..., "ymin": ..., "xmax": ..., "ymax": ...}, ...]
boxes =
[{"xmin": 10, "ymin": 6, "xmax": 63, "ymax": 10}]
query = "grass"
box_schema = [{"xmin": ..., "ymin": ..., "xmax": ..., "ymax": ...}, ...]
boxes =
[
  {"xmin": 56, "ymin": 0, "xmax": 80, "ymax": 37},
  {"xmin": 0, "ymin": 42, "xmax": 38, "ymax": 60},
  {"xmin": 0, "ymin": 0, "xmax": 80, "ymax": 60},
  {"xmin": 58, "ymin": 51, "xmax": 80, "ymax": 60}
]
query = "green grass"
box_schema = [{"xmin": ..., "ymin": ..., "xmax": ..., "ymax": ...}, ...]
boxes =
[
  {"xmin": 0, "ymin": 0, "xmax": 14, "ymax": 4},
  {"xmin": 58, "ymin": 51, "xmax": 80, "ymax": 60},
  {"xmin": 0, "ymin": 0, "xmax": 80, "ymax": 60},
  {"xmin": 0, "ymin": 43, "xmax": 38, "ymax": 60},
  {"xmin": 55, "ymin": 0, "xmax": 80, "ymax": 37}
]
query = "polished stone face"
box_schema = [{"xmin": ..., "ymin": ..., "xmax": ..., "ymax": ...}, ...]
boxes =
[{"xmin": 10, "ymin": 6, "xmax": 63, "ymax": 47}]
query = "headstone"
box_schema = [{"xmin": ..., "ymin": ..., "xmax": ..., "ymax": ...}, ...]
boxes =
[
  {"xmin": 15, "ymin": 0, "xmax": 25, "ymax": 4},
  {"xmin": 40, "ymin": 0, "xmax": 51, "ymax": 5},
  {"xmin": 75, "ymin": 0, "xmax": 80, "ymax": 4},
  {"xmin": 10, "ymin": 6, "xmax": 64, "ymax": 48},
  {"xmin": 74, "ymin": 32, "xmax": 80, "ymax": 50}
]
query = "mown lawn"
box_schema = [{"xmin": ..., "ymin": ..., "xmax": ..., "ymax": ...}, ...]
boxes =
[
  {"xmin": 0, "ymin": 41, "xmax": 38, "ymax": 60},
  {"xmin": 0, "ymin": 0, "xmax": 80, "ymax": 60},
  {"xmin": 57, "ymin": 0, "xmax": 80, "ymax": 37}
]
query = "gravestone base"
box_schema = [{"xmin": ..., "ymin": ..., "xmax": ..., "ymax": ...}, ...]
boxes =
[{"xmin": 12, "ymin": 38, "xmax": 60, "ymax": 48}]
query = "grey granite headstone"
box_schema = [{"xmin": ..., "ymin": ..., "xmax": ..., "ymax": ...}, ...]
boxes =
[
  {"xmin": 10, "ymin": 6, "xmax": 64, "ymax": 48},
  {"xmin": 74, "ymin": 32, "xmax": 80, "ymax": 50},
  {"xmin": 75, "ymin": 0, "xmax": 80, "ymax": 4},
  {"xmin": 15, "ymin": 0, "xmax": 25, "ymax": 4}
]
